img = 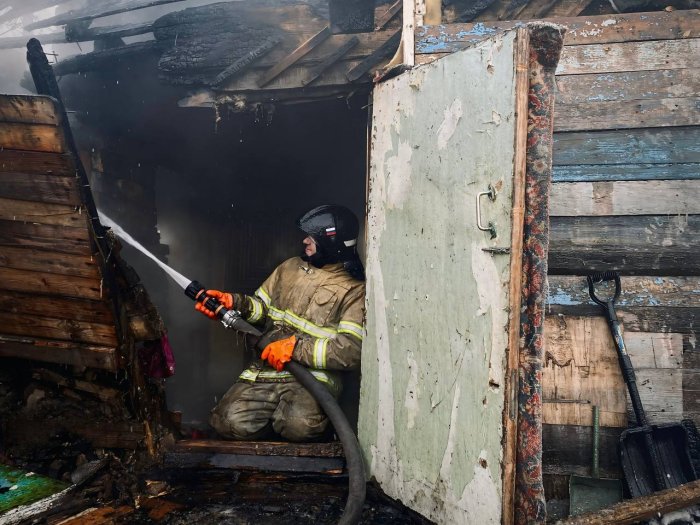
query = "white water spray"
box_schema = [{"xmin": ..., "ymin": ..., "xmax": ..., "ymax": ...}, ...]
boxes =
[{"xmin": 98, "ymin": 211, "xmax": 192, "ymax": 290}]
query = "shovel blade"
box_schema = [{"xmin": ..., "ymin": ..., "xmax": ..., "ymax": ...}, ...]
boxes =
[{"xmin": 620, "ymin": 423, "xmax": 697, "ymax": 498}]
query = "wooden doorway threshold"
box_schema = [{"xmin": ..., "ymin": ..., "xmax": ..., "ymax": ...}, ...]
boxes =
[{"xmin": 165, "ymin": 439, "xmax": 346, "ymax": 474}]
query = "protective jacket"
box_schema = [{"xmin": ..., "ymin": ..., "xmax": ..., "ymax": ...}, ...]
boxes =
[{"xmin": 232, "ymin": 256, "xmax": 365, "ymax": 395}]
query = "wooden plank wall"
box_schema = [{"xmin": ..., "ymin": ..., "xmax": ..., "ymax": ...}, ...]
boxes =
[
  {"xmin": 418, "ymin": 9, "xmax": 699, "ymax": 495},
  {"xmin": 0, "ymin": 95, "xmax": 119, "ymax": 370}
]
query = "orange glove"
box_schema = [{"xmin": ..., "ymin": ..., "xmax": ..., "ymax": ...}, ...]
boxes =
[
  {"xmin": 194, "ymin": 290, "xmax": 234, "ymax": 319},
  {"xmin": 261, "ymin": 335, "xmax": 297, "ymax": 371}
]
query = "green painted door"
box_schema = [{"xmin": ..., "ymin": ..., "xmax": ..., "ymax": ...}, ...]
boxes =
[{"xmin": 359, "ymin": 30, "xmax": 522, "ymax": 524}]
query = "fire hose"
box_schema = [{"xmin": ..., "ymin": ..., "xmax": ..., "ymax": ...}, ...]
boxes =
[{"xmin": 185, "ymin": 281, "xmax": 366, "ymax": 525}]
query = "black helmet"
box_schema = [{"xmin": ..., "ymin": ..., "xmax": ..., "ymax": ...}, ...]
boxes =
[{"xmin": 297, "ymin": 205, "xmax": 359, "ymax": 262}]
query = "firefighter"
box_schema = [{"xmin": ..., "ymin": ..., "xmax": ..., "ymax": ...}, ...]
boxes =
[{"xmin": 196, "ymin": 205, "xmax": 365, "ymax": 442}]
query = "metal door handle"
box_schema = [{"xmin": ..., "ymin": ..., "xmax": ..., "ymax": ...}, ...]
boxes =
[{"xmin": 476, "ymin": 185, "xmax": 497, "ymax": 238}]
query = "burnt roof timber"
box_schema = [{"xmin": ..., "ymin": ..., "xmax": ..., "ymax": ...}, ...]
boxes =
[
  {"xmin": 52, "ymin": 41, "xmax": 166, "ymax": 76},
  {"xmin": 302, "ymin": 35, "xmax": 359, "ymax": 86},
  {"xmin": 374, "ymin": 0, "xmax": 402, "ymax": 31},
  {"xmin": 0, "ymin": 22, "xmax": 154, "ymax": 50},
  {"xmin": 257, "ymin": 26, "xmax": 332, "ymax": 87},
  {"xmin": 24, "ymin": 0, "xmax": 187, "ymax": 30}
]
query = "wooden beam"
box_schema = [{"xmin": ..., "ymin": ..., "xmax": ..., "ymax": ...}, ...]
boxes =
[
  {"xmin": 52, "ymin": 41, "xmax": 165, "ymax": 76},
  {"xmin": 547, "ymin": 276, "xmax": 700, "ymax": 308},
  {"xmin": 554, "ymin": 127, "xmax": 700, "ymax": 166},
  {"xmin": 0, "ymin": 335, "xmax": 118, "ymax": 370},
  {"xmin": 211, "ymin": 37, "xmax": 280, "ymax": 88},
  {"xmin": 24, "ymin": 0, "xmax": 186, "ymax": 30},
  {"xmin": 553, "ymin": 163, "xmax": 700, "ymax": 183},
  {"xmin": 0, "ymin": 149, "xmax": 75, "ymax": 175},
  {"xmin": 0, "ymin": 311, "xmax": 118, "ymax": 346},
  {"xmin": 174, "ymin": 439, "xmax": 345, "ymax": 457},
  {"xmin": 0, "ymin": 266, "xmax": 103, "ymax": 300},
  {"xmin": 549, "ymin": 215, "xmax": 700, "ymax": 275},
  {"xmin": 546, "ymin": 306, "xmax": 699, "ymax": 335},
  {"xmin": 502, "ymin": 26, "xmax": 529, "ymax": 525},
  {"xmin": 554, "ymin": 68, "xmax": 700, "ymax": 105},
  {"xmin": 0, "ymin": 122, "xmax": 66, "ymax": 153},
  {"xmin": 0, "ymin": 95, "xmax": 60, "ymax": 125},
  {"xmin": 554, "ymin": 97, "xmax": 700, "ymax": 132},
  {"xmin": 415, "ymin": 10, "xmax": 700, "ymax": 55},
  {"xmin": 555, "ymin": 478, "xmax": 700, "ymax": 525},
  {"xmin": 0, "ymin": 220, "xmax": 92, "ymax": 255},
  {"xmin": 402, "ymin": 0, "xmax": 415, "ymax": 66},
  {"xmin": 375, "ymin": 0, "xmax": 402, "ymax": 30},
  {"xmin": 550, "ymin": 180, "xmax": 700, "ymax": 216},
  {"xmin": 0, "ymin": 198, "xmax": 88, "ymax": 227},
  {"xmin": 346, "ymin": 30, "xmax": 401, "ymax": 82},
  {"xmin": 164, "ymin": 451, "xmax": 345, "ymax": 474},
  {"xmin": 0, "ymin": 173, "xmax": 80, "ymax": 205},
  {"xmin": 302, "ymin": 36, "xmax": 359, "ymax": 86},
  {"xmin": 0, "ymin": 248, "xmax": 101, "ymax": 279},
  {"xmin": 257, "ymin": 27, "xmax": 331, "ymax": 88},
  {"xmin": 0, "ymin": 291, "xmax": 114, "ymax": 324},
  {"xmin": 557, "ymin": 39, "xmax": 700, "ymax": 76}
]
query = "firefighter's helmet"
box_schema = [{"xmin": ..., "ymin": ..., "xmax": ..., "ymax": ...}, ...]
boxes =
[{"xmin": 297, "ymin": 205, "xmax": 359, "ymax": 261}]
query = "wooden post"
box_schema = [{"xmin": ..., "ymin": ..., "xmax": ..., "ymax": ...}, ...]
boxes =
[{"xmin": 401, "ymin": 0, "xmax": 415, "ymax": 66}]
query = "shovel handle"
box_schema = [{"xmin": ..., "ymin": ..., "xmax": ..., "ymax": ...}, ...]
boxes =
[{"xmin": 588, "ymin": 273, "xmax": 648, "ymax": 427}]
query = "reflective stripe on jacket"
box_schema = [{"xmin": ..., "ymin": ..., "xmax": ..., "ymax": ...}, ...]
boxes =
[{"xmin": 234, "ymin": 257, "xmax": 365, "ymax": 393}]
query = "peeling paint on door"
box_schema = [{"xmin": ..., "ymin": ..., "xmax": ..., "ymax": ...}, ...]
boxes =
[{"xmin": 359, "ymin": 31, "xmax": 519, "ymax": 524}]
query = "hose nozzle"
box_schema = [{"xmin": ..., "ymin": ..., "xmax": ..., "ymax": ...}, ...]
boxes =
[{"xmin": 185, "ymin": 280, "xmax": 262, "ymax": 337}]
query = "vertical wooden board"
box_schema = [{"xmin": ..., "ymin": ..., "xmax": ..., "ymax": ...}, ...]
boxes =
[
  {"xmin": 625, "ymin": 332, "xmax": 683, "ymax": 369},
  {"xmin": 543, "ymin": 316, "xmax": 628, "ymax": 427},
  {"xmin": 361, "ymin": 31, "xmax": 518, "ymax": 524},
  {"xmin": 628, "ymin": 368, "xmax": 683, "ymax": 423}
]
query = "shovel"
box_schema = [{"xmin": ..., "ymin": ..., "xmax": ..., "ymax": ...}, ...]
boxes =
[
  {"xmin": 569, "ymin": 405, "xmax": 623, "ymax": 515},
  {"xmin": 587, "ymin": 272, "xmax": 698, "ymax": 497}
]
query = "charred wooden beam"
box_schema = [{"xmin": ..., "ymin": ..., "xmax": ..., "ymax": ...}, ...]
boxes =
[
  {"xmin": 302, "ymin": 36, "xmax": 359, "ymax": 86},
  {"xmin": 257, "ymin": 26, "xmax": 331, "ymax": 88},
  {"xmin": 211, "ymin": 37, "xmax": 280, "ymax": 88},
  {"xmin": 174, "ymin": 439, "xmax": 345, "ymax": 457},
  {"xmin": 24, "ymin": 0, "xmax": 186, "ymax": 30},
  {"xmin": 52, "ymin": 41, "xmax": 165, "ymax": 77},
  {"xmin": 375, "ymin": 0, "xmax": 402, "ymax": 30},
  {"xmin": 164, "ymin": 452, "xmax": 344, "ymax": 474},
  {"xmin": 346, "ymin": 30, "xmax": 400, "ymax": 82}
]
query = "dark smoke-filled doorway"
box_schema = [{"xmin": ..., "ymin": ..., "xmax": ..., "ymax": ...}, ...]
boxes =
[{"xmin": 65, "ymin": 80, "xmax": 369, "ymax": 429}]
